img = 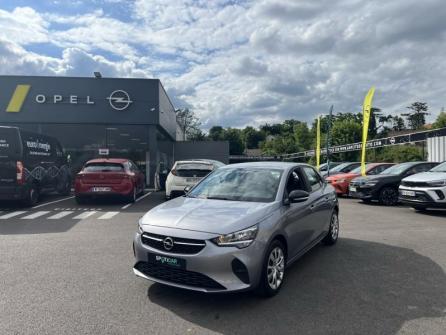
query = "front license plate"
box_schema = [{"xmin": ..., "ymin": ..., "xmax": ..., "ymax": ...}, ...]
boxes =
[
  {"xmin": 147, "ymin": 253, "xmax": 186, "ymax": 269},
  {"xmin": 91, "ymin": 187, "xmax": 111, "ymax": 192},
  {"xmin": 349, "ymin": 186, "xmax": 357, "ymax": 192},
  {"xmin": 401, "ymin": 190, "xmax": 416, "ymax": 197},
  {"xmin": 185, "ymin": 178, "xmax": 200, "ymax": 183}
]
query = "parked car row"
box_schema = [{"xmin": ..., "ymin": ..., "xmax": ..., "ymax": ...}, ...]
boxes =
[{"xmin": 322, "ymin": 159, "xmax": 446, "ymax": 210}]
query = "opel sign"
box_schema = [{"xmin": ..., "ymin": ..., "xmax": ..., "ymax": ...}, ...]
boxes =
[{"xmin": 107, "ymin": 90, "xmax": 132, "ymax": 110}]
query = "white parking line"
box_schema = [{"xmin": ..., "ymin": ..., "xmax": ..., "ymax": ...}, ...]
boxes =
[
  {"xmin": 32, "ymin": 196, "xmax": 75, "ymax": 209},
  {"xmin": 121, "ymin": 192, "xmax": 152, "ymax": 210},
  {"xmin": 22, "ymin": 211, "xmax": 51, "ymax": 219},
  {"xmin": 97, "ymin": 211, "xmax": 119, "ymax": 220},
  {"xmin": 47, "ymin": 211, "xmax": 74, "ymax": 220},
  {"xmin": 136, "ymin": 192, "xmax": 152, "ymax": 203},
  {"xmin": 0, "ymin": 211, "xmax": 27, "ymax": 219},
  {"xmin": 72, "ymin": 211, "xmax": 97, "ymax": 220}
]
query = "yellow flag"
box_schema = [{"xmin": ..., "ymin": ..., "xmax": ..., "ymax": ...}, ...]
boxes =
[
  {"xmin": 361, "ymin": 87, "xmax": 375, "ymax": 176},
  {"xmin": 316, "ymin": 116, "xmax": 321, "ymax": 170}
]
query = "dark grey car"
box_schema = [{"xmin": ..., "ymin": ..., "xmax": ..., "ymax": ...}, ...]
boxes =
[{"xmin": 134, "ymin": 162, "xmax": 339, "ymax": 297}]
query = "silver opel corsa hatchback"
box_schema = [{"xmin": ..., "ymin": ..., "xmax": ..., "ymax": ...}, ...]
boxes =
[{"xmin": 133, "ymin": 162, "xmax": 339, "ymax": 297}]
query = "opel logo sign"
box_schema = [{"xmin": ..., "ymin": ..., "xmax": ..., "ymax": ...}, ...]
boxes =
[
  {"xmin": 107, "ymin": 90, "xmax": 132, "ymax": 111},
  {"xmin": 163, "ymin": 237, "xmax": 174, "ymax": 251}
]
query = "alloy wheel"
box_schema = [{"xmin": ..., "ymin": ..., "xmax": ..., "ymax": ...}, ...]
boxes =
[
  {"xmin": 267, "ymin": 247, "xmax": 285, "ymax": 290},
  {"xmin": 331, "ymin": 213, "xmax": 339, "ymax": 240},
  {"xmin": 381, "ymin": 188, "xmax": 398, "ymax": 205}
]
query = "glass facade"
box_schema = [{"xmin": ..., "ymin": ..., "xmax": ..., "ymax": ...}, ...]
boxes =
[{"xmin": 4, "ymin": 122, "xmax": 174, "ymax": 185}]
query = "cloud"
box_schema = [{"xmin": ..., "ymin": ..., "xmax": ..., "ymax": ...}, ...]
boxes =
[{"xmin": 1, "ymin": 1, "xmax": 446, "ymax": 128}]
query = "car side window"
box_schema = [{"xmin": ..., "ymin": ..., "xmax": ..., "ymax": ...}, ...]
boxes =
[
  {"xmin": 302, "ymin": 167, "xmax": 323, "ymax": 192},
  {"xmin": 370, "ymin": 165, "xmax": 386, "ymax": 175},
  {"xmin": 285, "ymin": 169, "xmax": 306, "ymax": 196}
]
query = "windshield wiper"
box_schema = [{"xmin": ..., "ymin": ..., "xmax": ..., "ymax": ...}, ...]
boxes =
[{"xmin": 206, "ymin": 196, "xmax": 232, "ymax": 201}]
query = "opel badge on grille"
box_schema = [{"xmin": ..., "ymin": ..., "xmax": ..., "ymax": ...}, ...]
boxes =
[{"xmin": 163, "ymin": 237, "xmax": 174, "ymax": 251}]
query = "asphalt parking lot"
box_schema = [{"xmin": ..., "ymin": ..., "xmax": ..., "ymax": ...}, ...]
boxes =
[{"xmin": 0, "ymin": 193, "xmax": 445, "ymax": 335}]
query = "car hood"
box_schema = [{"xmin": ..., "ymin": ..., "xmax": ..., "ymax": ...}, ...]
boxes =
[
  {"xmin": 140, "ymin": 196, "xmax": 278, "ymax": 235},
  {"xmin": 326, "ymin": 172, "xmax": 359, "ymax": 181},
  {"xmin": 352, "ymin": 174, "xmax": 400, "ymax": 184},
  {"xmin": 402, "ymin": 172, "xmax": 446, "ymax": 182}
]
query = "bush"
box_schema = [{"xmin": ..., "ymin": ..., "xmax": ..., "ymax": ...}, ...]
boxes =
[{"xmin": 376, "ymin": 145, "xmax": 424, "ymax": 163}]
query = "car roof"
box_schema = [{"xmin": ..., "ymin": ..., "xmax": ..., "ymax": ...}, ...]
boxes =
[
  {"xmin": 220, "ymin": 161, "xmax": 310, "ymax": 170},
  {"xmin": 175, "ymin": 160, "xmax": 214, "ymax": 165},
  {"xmin": 86, "ymin": 158, "xmax": 129, "ymax": 164}
]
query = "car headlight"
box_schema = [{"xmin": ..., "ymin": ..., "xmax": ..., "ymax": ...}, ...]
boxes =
[
  {"xmin": 137, "ymin": 219, "xmax": 144, "ymax": 234},
  {"xmin": 427, "ymin": 179, "xmax": 446, "ymax": 187},
  {"xmin": 365, "ymin": 180, "xmax": 379, "ymax": 186},
  {"xmin": 338, "ymin": 178, "xmax": 346, "ymax": 183},
  {"xmin": 211, "ymin": 225, "xmax": 258, "ymax": 249}
]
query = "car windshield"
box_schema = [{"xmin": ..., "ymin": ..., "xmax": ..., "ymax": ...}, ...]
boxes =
[
  {"xmin": 84, "ymin": 163, "xmax": 124, "ymax": 172},
  {"xmin": 188, "ymin": 167, "xmax": 283, "ymax": 203},
  {"xmin": 430, "ymin": 162, "xmax": 446, "ymax": 172},
  {"xmin": 329, "ymin": 162, "xmax": 351, "ymax": 173},
  {"xmin": 350, "ymin": 165, "xmax": 369, "ymax": 174},
  {"xmin": 175, "ymin": 162, "xmax": 213, "ymax": 177},
  {"xmin": 380, "ymin": 162, "xmax": 416, "ymax": 175}
]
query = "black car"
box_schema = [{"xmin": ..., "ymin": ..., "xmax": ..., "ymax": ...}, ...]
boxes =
[
  {"xmin": 0, "ymin": 126, "xmax": 71, "ymax": 206},
  {"xmin": 349, "ymin": 161, "xmax": 439, "ymax": 205}
]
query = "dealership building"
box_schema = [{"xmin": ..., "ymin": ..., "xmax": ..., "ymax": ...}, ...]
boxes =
[{"xmin": 0, "ymin": 75, "xmax": 228, "ymax": 186}]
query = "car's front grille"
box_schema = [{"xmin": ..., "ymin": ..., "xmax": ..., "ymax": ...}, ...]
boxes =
[
  {"xmin": 399, "ymin": 191, "xmax": 434, "ymax": 202},
  {"xmin": 400, "ymin": 181, "xmax": 430, "ymax": 187},
  {"xmin": 141, "ymin": 232, "xmax": 206, "ymax": 254},
  {"xmin": 350, "ymin": 179, "xmax": 366, "ymax": 187},
  {"xmin": 134, "ymin": 261, "xmax": 226, "ymax": 290}
]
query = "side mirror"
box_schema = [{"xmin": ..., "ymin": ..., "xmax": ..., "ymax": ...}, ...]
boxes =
[
  {"xmin": 184, "ymin": 186, "xmax": 192, "ymax": 193},
  {"xmin": 287, "ymin": 190, "xmax": 310, "ymax": 204}
]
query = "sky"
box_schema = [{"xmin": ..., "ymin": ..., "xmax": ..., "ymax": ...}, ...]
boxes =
[{"xmin": 0, "ymin": 0, "xmax": 445, "ymax": 129}]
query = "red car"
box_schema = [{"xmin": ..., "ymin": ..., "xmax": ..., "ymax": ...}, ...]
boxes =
[
  {"xmin": 326, "ymin": 163, "xmax": 395, "ymax": 196},
  {"xmin": 75, "ymin": 158, "xmax": 145, "ymax": 203}
]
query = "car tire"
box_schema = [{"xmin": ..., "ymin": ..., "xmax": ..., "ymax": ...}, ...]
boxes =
[
  {"xmin": 25, "ymin": 185, "xmax": 39, "ymax": 207},
  {"xmin": 361, "ymin": 199, "xmax": 372, "ymax": 204},
  {"xmin": 378, "ymin": 187, "xmax": 399, "ymax": 206},
  {"xmin": 58, "ymin": 178, "xmax": 71, "ymax": 196},
  {"xmin": 75, "ymin": 195, "xmax": 86, "ymax": 204},
  {"xmin": 412, "ymin": 205, "xmax": 427, "ymax": 212},
  {"xmin": 128, "ymin": 187, "xmax": 137, "ymax": 203},
  {"xmin": 322, "ymin": 211, "xmax": 339, "ymax": 245},
  {"xmin": 257, "ymin": 239, "xmax": 286, "ymax": 298}
]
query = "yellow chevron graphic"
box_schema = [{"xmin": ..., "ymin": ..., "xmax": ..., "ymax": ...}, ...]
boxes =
[{"xmin": 6, "ymin": 84, "xmax": 31, "ymax": 112}]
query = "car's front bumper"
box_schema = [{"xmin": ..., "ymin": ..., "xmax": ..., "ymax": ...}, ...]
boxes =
[
  {"xmin": 399, "ymin": 186, "xmax": 446, "ymax": 208},
  {"xmin": 349, "ymin": 185, "xmax": 378, "ymax": 200},
  {"xmin": 133, "ymin": 226, "xmax": 266, "ymax": 292}
]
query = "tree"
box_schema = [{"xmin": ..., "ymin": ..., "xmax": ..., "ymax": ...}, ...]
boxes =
[
  {"xmin": 224, "ymin": 128, "xmax": 244, "ymax": 155},
  {"xmin": 403, "ymin": 102, "xmax": 429, "ymax": 130},
  {"xmin": 392, "ymin": 116, "xmax": 406, "ymax": 131},
  {"xmin": 187, "ymin": 129, "xmax": 206, "ymax": 141},
  {"xmin": 433, "ymin": 111, "xmax": 446, "ymax": 129},
  {"xmin": 243, "ymin": 127, "xmax": 265, "ymax": 149},
  {"xmin": 293, "ymin": 122, "xmax": 312, "ymax": 151},
  {"xmin": 376, "ymin": 145, "xmax": 424, "ymax": 162},
  {"xmin": 331, "ymin": 119, "xmax": 362, "ymax": 161},
  {"xmin": 175, "ymin": 108, "xmax": 201, "ymax": 140},
  {"xmin": 208, "ymin": 126, "xmax": 225, "ymax": 141}
]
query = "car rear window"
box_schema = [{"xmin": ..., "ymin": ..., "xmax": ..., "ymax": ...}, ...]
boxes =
[
  {"xmin": 176, "ymin": 163, "xmax": 213, "ymax": 177},
  {"xmin": 0, "ymin": 128, "xmax": 20, "ymax": 159},
  {"xmin": 84, "ymin": 163, "xmax": 125, "ymax": 172}
]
